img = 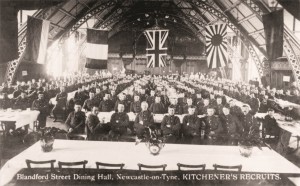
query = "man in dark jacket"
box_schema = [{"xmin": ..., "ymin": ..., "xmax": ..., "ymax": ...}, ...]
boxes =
[{"xmin": 65, "ymin": 103, "xmax": 86, "ymax": 137}]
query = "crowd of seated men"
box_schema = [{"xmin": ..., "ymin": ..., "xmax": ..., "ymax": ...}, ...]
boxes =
[
  {"xmin": 0, "ymin": 73, "xmax": 293, "ymax": 146},
  {"xmin": 57, "ymin": 75, "xmax": 273, "ymax": 146},
  {"xmin": 0, "ymin": 73, "xmax": 134, "ymax": 129}
]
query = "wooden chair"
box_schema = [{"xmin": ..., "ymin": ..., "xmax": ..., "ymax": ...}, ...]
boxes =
[
  {"xmin": 213, "ymin": 164, "xmax": 242, "ymax": 172},
  {"xmin": 96, "ymin": 162, "xmax": 125, "ymax": 170},
  {"xmin": 137, "ymin": 163, "xmax": 167, "ymax": 171},
  {"xmin": 26, "ymin": 159, "xmax": 56, "ymax": 171},
  {"xmin": 177, "ymin": 163, "xmax": 206, "ymax": 171},
  {"xmin": 58, "ymin": 160, "xmax": 88, "ymax": 174}
]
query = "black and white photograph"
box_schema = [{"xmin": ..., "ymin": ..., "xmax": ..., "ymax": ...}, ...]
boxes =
[{"xmin": 0, "ymin": 0, "xmax": 300, "ymax": 185}]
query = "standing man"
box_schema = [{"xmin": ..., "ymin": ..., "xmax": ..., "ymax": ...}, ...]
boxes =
[{"xmin": 52, "ymin": 86, "xmax": 67, "ymax": 122}]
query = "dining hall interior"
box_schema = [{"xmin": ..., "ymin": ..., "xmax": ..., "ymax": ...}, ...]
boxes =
[{"xmin": 1, "ymin": 0, "xmax": 300, "ymax": 185}]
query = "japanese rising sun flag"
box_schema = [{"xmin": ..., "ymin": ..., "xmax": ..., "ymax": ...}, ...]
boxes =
[{"xmin": 205, "ymin": 24, "xmax": 228, "ymax": 69}]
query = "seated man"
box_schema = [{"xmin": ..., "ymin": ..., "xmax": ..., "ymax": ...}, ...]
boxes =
[
  {"xmin": 31, "ymin": 92, "xmax": 49, "ymax": 129},
  {"xmin": 134, "ymin": 102, "xmax": 155, "ymax": 141},
  {"xmin": 214, "ymin": 97, "xmax": 224, "ymax": 116},
  {"xmin": 182, "ymin": 106, "xmax": 201, "ymax": 144},
  {"xmin": 52, "ymin": 86, "xmax": 67, "ymax": 122},
  {"xmin": 169, "ymin": 98, "xmax": 183, "ymax": 115},
  {"xmin": 86, "ymin": 106, "xmax": 101, "ymax": 140},
  {"xmin": 14, "ymin": 92, "xmax": 31, "ymax": 110},
  {"xmin": 109, "ymin": 103, "xmax": 129, "ymax": 140},
  {"xmin": 130, "ymin": 95, "xmax": 142, "ymax": 113},
  {"xmin": 114, "ymin": 93, "xmax": 129, "ymax": 113},
  {"xmin": 263, "ymin": 108, "xmax": 280, "ymax": 141},
  {"xmin": 146, "ymin": 90, "xmax": 156, "ymax": 106},
  {"xmin": 161, "ymin": 105, "xmax": 181, "ymax": 143},
  {"xmin": 241, "ymin": 105, "xmax": 259, "ymax": 136},
  {"xmin": 197, "ymin": 98, "xmax": 210, "ymax": 115},
  {"xmin": 149, "ymin": 96, "xmax": 165, "ymax": 114},
  {"xmin": 65, "ymin": 103, "xmax": 86, "ymax": 138},
  {"xmin": 182, "ymin": 98, "xmax": 194, "ymax": 114},
  {"xmin": 83, "ymin": 92, "xmax": 97, "ymax": 112},
  {"xmin": 219, "ymin": 106, "xmax": 243, "ymax": 145},
  {"xmin": 202, "ymin": 107, "xmax": 223, "ymax": 145},
  {"xmin": 99, "ymin": 93, "xmax": 114, "ymax": 112}
]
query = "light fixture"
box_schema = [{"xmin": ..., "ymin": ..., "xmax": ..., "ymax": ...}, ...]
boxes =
[{"xmin": 137, "ymin": 18, "xmax": 141, "ymax": 21}]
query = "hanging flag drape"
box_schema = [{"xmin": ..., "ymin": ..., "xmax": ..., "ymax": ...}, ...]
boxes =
[
  {"xmin": 262, "ymin": 9, "xmax": 284, "ymax": 61},
  {"xmin": 23, "ymin": 16, "xmax": 50, "ymax": 64},
  {"xmin": 144, "ymin": 29, "xmax": 168, "ymax": 68},
  {"xmin": 85, "ymin": 29, "xmax": 108, "ymax": 69},
  {"xmin": 205, "ymin": 24, "xmax": 228, "ymax": 69},
  {"xmin": 277, "ymin": 0, "xmax": 300, "ymax": 20}
]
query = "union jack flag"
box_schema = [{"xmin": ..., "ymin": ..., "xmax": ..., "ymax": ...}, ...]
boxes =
[{"xmin": 144, "ymin": 29, "xmax": 169, "ymax": 68}]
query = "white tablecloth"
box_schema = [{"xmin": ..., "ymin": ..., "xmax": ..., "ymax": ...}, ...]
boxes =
[
  {"xmin": 255, "ymin": 113, "xmax": 300, "ymax": 137},
  {"xmin": 0, "ymin": 110, "xmax": 40, "ymax": 129},
  {"xmin": 1, "ymin": 140, "xmax": 300, "ymax": 186}
]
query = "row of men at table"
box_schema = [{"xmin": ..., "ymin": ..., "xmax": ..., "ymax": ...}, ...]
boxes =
[{"xmin": 64, "ymin": 99, "xmax": 280, "ymax": 145}]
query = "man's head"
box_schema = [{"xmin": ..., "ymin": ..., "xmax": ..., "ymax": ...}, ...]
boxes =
[
  {"xmin": 267, "ymin": 108, "xmax": 275, "ymax": 117},
  {"xmin": 96, "ymin": 88, "xmax": 101, "ymax": 94},
  {"xmin": 134, "ymin": 95, "xmax": 140, "ymax": 102},
  {"xmin": 242, "ymin": 105, "xmax": 250, "ymax": 115},
  {"xmin": 155, "ymin": 96, "xmax": 161, "ymax": 103},
  {"xmin": 203, "ymin": 98, "xmax": 209, "ymax": 106},
  {"xmin": 207, "ymin": 107, "xmax": 215, "ymax": 116},
  {"xmin": 222, "ymin": 107, "xmax": 230, "ymax": 116},
  {"xmin": 150, "ymin": 90, "xmax": 155, "ymax": 96},
  {"xmin": 196, "ymin": 93, "xmax": 202, "ymax": 98},
  {"xmin": 118, "ymin": 103, "xmax": 125, "ymax": 112},
  {"xmin": 91, "ymin": 106, "xmax": 99, "ymax": 115},
  {"xmin": 141, "ymin": 101, "xmax": 148, "ymax": 111},
  {"xmin": 188, "ymin": 106, "xmax": 196, "ymax": 115},
  {"xmin": 89, "ymin": 92, "xmax": 95, "ymax": 99},
  {"xmin": 187, "ymin": 98, "xmax": 193, "ymax": 106},
  {"xmin": 38, "ymin": 92, "xmax": 44, "ymax": 100},
  {"xmin": 104, "ymin": 93, "xmax": 110, "ymax": 100},
  {"xmin": 20, "ymin": 92, "xmax": 26, "ymax": 98},
  {"xmin": 168, "ymin": 105, "xmax": 175, "ymax": 115},
  {"xmin": 74, "ymin": 103, "xmax": 81, "ymax": 112}
]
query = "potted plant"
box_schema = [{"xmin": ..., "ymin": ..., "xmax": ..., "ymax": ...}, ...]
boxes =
[
  {"xmin": 38, "ymin": 127, "xmax": 60, "ymax": 152},
  {"xmin": 136, "ymin": 127, "xmax": 165, "ymax": 156},
  {"xmin": 237, "ymin": 126, "xmax": 264, "ymax": 157}
]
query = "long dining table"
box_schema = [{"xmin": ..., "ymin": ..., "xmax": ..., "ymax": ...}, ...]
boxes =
[{"xmin": 0, "ymin": 140, "xmax": 300, "ymax": 186}]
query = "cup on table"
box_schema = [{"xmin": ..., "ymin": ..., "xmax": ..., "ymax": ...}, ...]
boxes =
[
  {"xmin": 26, "ymin": 108, "xmax": 31, "ymax": 111},
  {"xmin": 7, "ymin": 108, "xmax": 12, "ymax": 112}
]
